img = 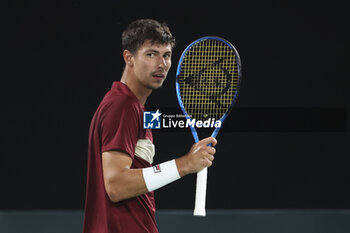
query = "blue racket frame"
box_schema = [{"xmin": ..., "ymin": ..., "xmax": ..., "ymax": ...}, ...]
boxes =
[{"xmin": 175, "ymin": 36, "xmax": 242, "ymax": 142}]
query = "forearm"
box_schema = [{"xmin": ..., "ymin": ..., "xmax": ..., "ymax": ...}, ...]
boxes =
[
  {"xmin": 103, "ymin": 136, "xmax": 216, "ymax": 203},
  {"xmin": 105, "ymin": 160, "xmax": 182, "ymax": 202},
  {"xmin": 103, "ymin": 151, "xmax": 183, "ymax": 203}
]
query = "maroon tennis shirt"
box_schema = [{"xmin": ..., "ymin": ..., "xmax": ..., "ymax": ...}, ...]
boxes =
[{"xmin": 83, "ymin": 82, "xmax": 158, "ymax": 233}]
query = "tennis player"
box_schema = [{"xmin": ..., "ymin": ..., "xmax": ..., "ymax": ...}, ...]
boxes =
[{"xmin": 83, "ymin": 19, "xmax": 217, "ymax": 233}]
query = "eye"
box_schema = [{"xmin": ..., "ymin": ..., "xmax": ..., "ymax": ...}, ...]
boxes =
[
  {"xmin": 147, "ymin": 52, "xmax": 156, "ymax": 57},
  {"xmin": 164, "ymin": 53, "xmax": 171, "ymax": 59}
]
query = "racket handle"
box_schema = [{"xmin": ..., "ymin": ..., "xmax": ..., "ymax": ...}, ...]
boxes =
[{"xmin": 193, "ymin": 167, "xmax": 208, "ymax": 216}]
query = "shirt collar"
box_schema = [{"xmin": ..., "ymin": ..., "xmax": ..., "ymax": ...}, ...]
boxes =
[{"xmin": 111, "ymin": 81, "xmax": 140, "ymax": 102}]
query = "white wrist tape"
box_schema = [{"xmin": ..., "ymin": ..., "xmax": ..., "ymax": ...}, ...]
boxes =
[{"xmin": 142, "ymin": 159, "xmax": 181, "ymax": 192}]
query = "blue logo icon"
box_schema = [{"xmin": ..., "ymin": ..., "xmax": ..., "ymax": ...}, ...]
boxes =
[{"xmin": 143, "ymin": 110, "xmax": 162, "ymax": 129}]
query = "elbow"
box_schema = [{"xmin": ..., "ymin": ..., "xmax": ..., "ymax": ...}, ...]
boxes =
[
  {"xmin": 105, "ymin": 185, "xmax": 122, "ymax": 203},
  {"xmin": 105, "ymin": 183, "xmax": 126, "ymax": 203},
  {"xmin": 106, "ymin": 189, "xmax": 119, "ymax": 203}
]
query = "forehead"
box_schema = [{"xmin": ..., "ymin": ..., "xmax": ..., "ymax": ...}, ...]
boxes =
[{"xmin": 138, "ymin": 40, "xmax": 172, "ymax": 53}]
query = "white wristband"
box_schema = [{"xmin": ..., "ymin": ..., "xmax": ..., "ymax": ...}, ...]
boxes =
[{"xmin": 142, "ymin": 159, "xmax": 181, "ymax": 192}]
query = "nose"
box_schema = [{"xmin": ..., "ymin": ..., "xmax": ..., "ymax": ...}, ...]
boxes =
[{"xmin": 158, "ymin": 57, "xmax": 167, "ymax": 69}]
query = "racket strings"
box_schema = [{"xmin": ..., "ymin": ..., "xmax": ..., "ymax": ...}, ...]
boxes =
[{"xmin": 179, "ymin": 39, "xmax": 239, "ymax": 122}]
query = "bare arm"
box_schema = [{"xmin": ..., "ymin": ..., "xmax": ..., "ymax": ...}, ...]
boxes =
[
  {"xmin": 102, "ymin": 137, "xmax": 217, "ymax": 203},
  {"xmin": 102, "ymin": 151, "xmax": 147, "ymax": 203}
]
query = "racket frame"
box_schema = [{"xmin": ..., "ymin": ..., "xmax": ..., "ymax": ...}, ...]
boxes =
[{"xmin": 175, "ymin": 36, "xmax": 242, "ymax": 216}]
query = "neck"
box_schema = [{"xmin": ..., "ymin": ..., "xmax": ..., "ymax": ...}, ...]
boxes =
[{"xmin": 120, "ymin": 69, "xmax": 152, "ymax": 106}]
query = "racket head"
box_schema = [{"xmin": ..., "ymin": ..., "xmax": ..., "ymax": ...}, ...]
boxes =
[{"xmin": 175, "ymin": 36, "xmax": 242, "ymax": 128}]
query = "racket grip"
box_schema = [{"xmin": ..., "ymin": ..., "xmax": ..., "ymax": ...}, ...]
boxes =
[{"xmin": 193, "ymin": 167, "xmax": 208, "ymax": 216}]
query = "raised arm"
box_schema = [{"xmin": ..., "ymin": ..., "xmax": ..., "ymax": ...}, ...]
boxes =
[{"xmin": 102, "ymin": 137, "xmax": 217, "ymax": 203}]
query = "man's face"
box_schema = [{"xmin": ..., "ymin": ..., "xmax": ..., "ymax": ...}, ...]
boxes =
[{"xmin": 132, "ymin": 40, "xmax": 172, "ymax": 90}]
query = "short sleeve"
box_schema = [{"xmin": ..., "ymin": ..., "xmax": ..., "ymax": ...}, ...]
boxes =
[{"xmin": 100, "ymin": 99, "xmax": 140, "ymax": 159}]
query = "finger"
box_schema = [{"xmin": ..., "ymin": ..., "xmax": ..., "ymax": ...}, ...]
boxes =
[
  {"xmin": 201, "ymin": 148, "xmax": 214, "ymax": 156},
  {"xmin": 200, "ymin": 155, "xmax": 212, "ymax": 165},
  {"xmin": 201, "ymin": 153, "xmax": 214, "ymax": 162},
  {"xmin": 199, "ymin": 137, "xmax": 217, "ymax": 147},
  {"xmin": 207, "ymin": 146, "xmax": 216, "ymax": 155},
  {"xmin": 205, "ymin": 158, "xmax": 213, "ymax": 167},
  {"xmin": 204, "ymin": 152, "xmax": 214, "ymax": 161}
]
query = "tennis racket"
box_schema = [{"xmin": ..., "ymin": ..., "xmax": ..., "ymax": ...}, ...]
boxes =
[{"xmin": 175, "ymin": 36, "xmax": 242, "ymax": 216}]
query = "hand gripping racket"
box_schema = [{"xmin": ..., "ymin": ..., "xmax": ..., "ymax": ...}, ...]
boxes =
[{"xmin": 175, "ymin": 36, "xmax": 242, "ymax": 216}]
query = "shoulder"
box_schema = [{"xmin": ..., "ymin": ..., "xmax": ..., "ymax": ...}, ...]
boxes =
[{"xmin": 99, "ymin": 91, "xmax": 141, "ymax": 120}]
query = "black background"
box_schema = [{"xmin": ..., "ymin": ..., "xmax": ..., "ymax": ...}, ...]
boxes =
[{"xmin": 2, "ymin": 1, "xmax": 349, "ymax": 209}]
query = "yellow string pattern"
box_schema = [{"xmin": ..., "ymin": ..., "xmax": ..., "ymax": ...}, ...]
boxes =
[{"xmin": 178, "ymin": 39, "xmax": 239, "ymax": 121}]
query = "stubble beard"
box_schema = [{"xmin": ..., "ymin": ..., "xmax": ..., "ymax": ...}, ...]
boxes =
[{"xmin": 143, "ymin": 75, "xmax": 166, "ymax": 90}]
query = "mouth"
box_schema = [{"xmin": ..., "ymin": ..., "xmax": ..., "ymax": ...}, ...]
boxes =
[{"xmin": 151, "ymin": 71, "xmax": 166, "ymax": 80}]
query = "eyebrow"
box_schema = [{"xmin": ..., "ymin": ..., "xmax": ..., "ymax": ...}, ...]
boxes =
[
  {"xmin": 145, "ymin": 49, "xmax": 159, "ymax": 54},
  {"xmin": 145, "ymin": 49, "xmax": 172, "ymax": 55}
]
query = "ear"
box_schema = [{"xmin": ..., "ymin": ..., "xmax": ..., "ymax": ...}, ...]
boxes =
[{"xmin": 123, "ymin": 50, "xmax": 134, "ymax": 67}]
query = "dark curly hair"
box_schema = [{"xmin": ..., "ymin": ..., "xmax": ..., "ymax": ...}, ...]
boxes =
[{"xmin": 122, "ymin": 19, "xmax": 176, "ymax": 54}]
